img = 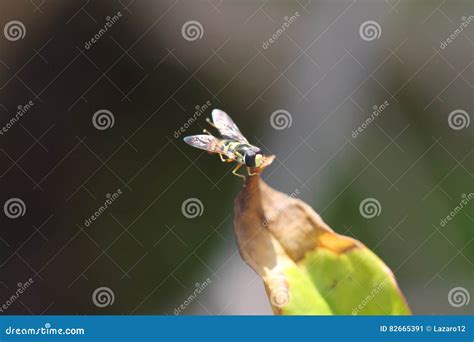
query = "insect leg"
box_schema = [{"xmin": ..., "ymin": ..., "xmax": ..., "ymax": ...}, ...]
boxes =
[
  {"xmin": 232, "ymin": 164, "xmax": 246, "ymax": 180},
  {"xmin": 247, "ymin": 166, "xmax": 258, "ymax": 176}
]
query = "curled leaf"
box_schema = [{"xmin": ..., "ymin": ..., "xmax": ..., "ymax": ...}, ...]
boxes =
[{"xmin": 234, "ymin": 176, "xmax": 411, "ymax": 315}]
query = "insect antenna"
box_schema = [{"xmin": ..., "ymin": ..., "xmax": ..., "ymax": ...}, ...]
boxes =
[
  {"xmin": 206, "ymin": 117, "xmax": 218, "ymax": 129},
  {"xmin": 202, "ymin": 128, "xmax": 214, "ymax": 136}
]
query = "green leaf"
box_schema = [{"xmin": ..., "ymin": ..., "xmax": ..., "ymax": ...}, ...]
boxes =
[{"xmin": 234, "ymin": 176, "xmax": 410, "ymax": 315}]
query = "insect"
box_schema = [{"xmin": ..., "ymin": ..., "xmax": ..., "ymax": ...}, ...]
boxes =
[{"xmin": 183, "ymin": 109, "xmax": 275, "ymax": 179}]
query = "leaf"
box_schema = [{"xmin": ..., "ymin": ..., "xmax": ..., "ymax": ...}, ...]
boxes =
[{"xmin": 234, "ymin": 176, "xmax": 411, "ymax": 315}]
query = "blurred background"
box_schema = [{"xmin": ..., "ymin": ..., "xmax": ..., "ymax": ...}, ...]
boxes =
[{"xmin": 0, "ymin": 0, "xmax": 472, "ymax": 315}]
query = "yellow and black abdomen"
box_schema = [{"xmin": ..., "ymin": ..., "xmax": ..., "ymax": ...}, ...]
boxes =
[{"xmin": 222, "ymin": 142, "xmax": 261, "ymax": 165}]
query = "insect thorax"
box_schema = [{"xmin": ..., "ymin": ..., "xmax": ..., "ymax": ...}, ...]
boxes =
[{"xmin": 223, "ymin": 142, "xmax": 261, "ymax": 165}]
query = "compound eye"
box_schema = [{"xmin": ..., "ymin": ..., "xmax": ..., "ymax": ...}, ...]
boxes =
[{"xmin": 245, "ymin": 152, "xmax": 256, "ymax": 167}]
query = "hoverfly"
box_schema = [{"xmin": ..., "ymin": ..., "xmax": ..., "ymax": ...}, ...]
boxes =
[{"xmin": 184, "ymin": 109, "xmax": 275, "ymax": 179}]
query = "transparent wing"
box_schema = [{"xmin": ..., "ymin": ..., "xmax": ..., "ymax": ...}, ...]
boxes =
[
  {"xmin": 183, "ymin": 134, "xmax": 235, "ymax": 159},
  {"xmin": 212, "ymin": 109, "xmax": 249, "ymax": 143}
]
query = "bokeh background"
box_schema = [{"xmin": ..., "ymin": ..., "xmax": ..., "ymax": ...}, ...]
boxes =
[{"xmin": 0, "ymin": 0, "xmax": 472, "ymax": 315}]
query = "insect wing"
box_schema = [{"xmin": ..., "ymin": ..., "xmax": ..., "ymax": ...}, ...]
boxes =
[
  {"xmin": 212, "ymin": 109, "xmax": 249, "ymax": 143},
  {"xmin": 183, "ymin": 135, "xmax": 234, "ymax": 158}
]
